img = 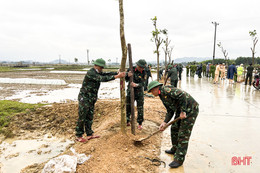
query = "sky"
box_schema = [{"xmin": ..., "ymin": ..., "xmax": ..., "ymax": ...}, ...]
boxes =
[{"xmin": 0, "ymin": 0, "xmax": 260, "ymax": 63}]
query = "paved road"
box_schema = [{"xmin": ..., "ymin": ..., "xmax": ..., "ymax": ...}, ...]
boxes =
[{"xmin": 159, "ymin": 69, "xmax": 260, "ymax": 173}]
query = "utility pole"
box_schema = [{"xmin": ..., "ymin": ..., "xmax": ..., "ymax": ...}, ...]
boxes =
[
  {"xmin": 86, "ymin": 49, "xmax": 89, "ymax": 65},
  {"xmin": 59, "ymin": 54, "xmax": 61, "ymax": 64},
  {"xmin": 212, "ymin": 21, "xmax": 219, "ymax": 65}
]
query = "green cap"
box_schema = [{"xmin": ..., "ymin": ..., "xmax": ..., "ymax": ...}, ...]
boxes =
[
  {"xmin": 168, "ymin": 65, "xmax": 173, "ymax": 69},
  {"xmin": 93, "ymin": 59, "xmax": 106, "ymax": 68},
  {"xmin": 136, "ymin": 59, "xmax": 147, "ymax": 68},
  {"xmin": 148, "ymin": 81, "xmax": 163, "ymax": 92}
]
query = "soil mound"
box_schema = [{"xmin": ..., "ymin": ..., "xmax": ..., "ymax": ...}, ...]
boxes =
[{"xmin": 5, "ymin": 98, "xmax": 166, "ymax": 173}]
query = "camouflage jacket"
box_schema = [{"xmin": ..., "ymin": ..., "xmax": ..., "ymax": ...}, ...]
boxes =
[
  {"xmin": 125, "ymin": 66, "xmax": 146, "ymax": 92},
  {"xmin": 159, "ymin": 86, "xmax": 199, "ymax": 123},
  {"xmin": 79, "ymin": 68, "xmax": 117, "ymax": 99},
  {"xmin": 167, "ymin": 67, "xmax": 178, "ymax": 81},
  {"xmin": 145, "ymin": 67, "xmax": 151, "ymax": 78}
]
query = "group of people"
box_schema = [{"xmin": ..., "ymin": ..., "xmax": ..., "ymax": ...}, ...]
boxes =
[
  {"xmin": 75, "ymin": 58, "xmax": 199, "ymax": 169},
  {"xmin": 189, "ymin": 62, "xmax": 255, "ymax": 86},
  {"xmin": 213, "ymin": 63, "xmax": 226, "ymax": 84},
  {"xmin": 216, "ymin": 63, "xmax": 254, "ymax": 85}
]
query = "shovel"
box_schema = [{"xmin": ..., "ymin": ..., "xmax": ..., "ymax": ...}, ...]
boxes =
[{"xmin": 134, "ymin": 117, "xmax": 181, "ymax": 144}]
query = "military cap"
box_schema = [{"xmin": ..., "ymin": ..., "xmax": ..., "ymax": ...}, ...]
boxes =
[
  {"xmin": 136, "ymin": 59, "xmax": 147, "ymax": 68},
  {"xmin": 168, "ymin": 65, "xmax": 173, "ymax": 69},
  {"xmin": 93, "ymin": 59, "xmax": 106, "ymax": 68},
  {"xmin": 148, "ymin": 81, "xmax": 163, "ymax": 92}
]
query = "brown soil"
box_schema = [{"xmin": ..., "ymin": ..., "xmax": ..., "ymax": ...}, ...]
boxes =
[{"xmin": 4, "ymin": 97, "xmax": 166, "ymax": 173}]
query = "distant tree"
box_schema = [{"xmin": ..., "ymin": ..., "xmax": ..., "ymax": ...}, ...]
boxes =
[
  {"xmin": 74, "ymin": 58, "xmax": 78, "ymax": 64},
  {"xmin": 108, "ymin": 59, "xmax": 111, "ymax": 67},
  {"xmin": 151, "ymin": 16, "xmax": 166, "ymax": 81},
  {"xmin": 217, "ymin": 42, "xmax": 229, "ymax": 65},
  {"xmin": 162, "ymin": 30, "xmax": 171, "ymax": 83},
  {"xmin": 168, "ymin": 46, "xmax": 174, "ymax": 63},
  {"xmin": 249, "ymin": 30, "xmax": 258, "ymax": 65}
]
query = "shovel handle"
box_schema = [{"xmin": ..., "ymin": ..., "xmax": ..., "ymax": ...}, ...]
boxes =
[
  {"xmin": 139, "ymin": 117, "xmax": 181, "ymax": 141},
  {"xmin": 163, "ymin": 117, "xmax": 181, "ymax": 130}
]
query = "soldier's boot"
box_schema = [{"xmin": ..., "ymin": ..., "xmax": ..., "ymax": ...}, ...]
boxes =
[
  {"xmin": 169, "ymin": 160, "xmax": 183, "ymax": 168},
  {"xmin": 165, "ymin": 148, "xmax": 176, "ymax": 155}
]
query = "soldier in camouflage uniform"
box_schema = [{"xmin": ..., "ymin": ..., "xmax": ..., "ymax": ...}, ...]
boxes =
[
  {"xmin": 75, "ymin": 59, "xmax": 125, "ymax": 143},
  {"xmin": 186, "ymin": 65, "xmax": 190, "ymax": 77},
  {"xmin": 148, "ymin": 81, "xmax": 199, "ymax": 168},
  {"xmin": 144, "ymin": 64, "xmax": 152, "ymax": 91},
  {"xmin": 126, "ymin": 59, "xmax": 146, "ymax": 130},
  {"xmin": 177, "ymin": 64, "xmax": 183, "ymax": 80},
  {"xmin": 165, "ymin": 65, "xmax": 178, "ymax": 87}
]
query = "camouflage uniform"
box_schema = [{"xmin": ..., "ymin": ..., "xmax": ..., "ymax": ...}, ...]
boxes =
[
  {"xmin": 186, "ymin": 65, "xmax": 190, "ymax": 77},
  {"xmin": 159, "ymin": 85, "xmax": 199, "ymax": 163},
  {"xmin": 177, "ymin": 64, "xmax": 183, "ymax": 80},
  {"xmin": 126, "ymin": 66, "xmax": 146, "ymax": 125},
  {"xmin": 75, "ymin": 68, "xmax": 117, "ymax": 137},
  {"xmin": 167, "ymin": 67, "xmax": 178, "ymax": 87},
  {"xmin": 144, "ymin": 66, "xmax": 151, "ymax": 91}
]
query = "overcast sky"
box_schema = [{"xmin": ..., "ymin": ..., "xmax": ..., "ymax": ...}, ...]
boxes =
[{"xmin": 0, "ymin": 0, "xmax": 259, "ymax": 63}]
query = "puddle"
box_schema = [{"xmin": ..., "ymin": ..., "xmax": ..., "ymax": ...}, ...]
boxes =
[
  {"xmin": 0, "ymin": 136, "xmax": 74, "ymax": 173},
  {"xmin": 49, "ymin": 71, "xmax": 87, "ymax": 74},
  {"xmin": 0, "ymin": 78, "xmax": 66, "ymax": 85},
  {"xmin": 15, "ymin": 68, "xmax": 42, "ymax": 71},
  {"xmin": 4, "ymin": 79, "xmax": 121, "ymax": 103}
]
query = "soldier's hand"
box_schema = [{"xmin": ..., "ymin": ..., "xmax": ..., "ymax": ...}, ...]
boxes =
[
  {"xmin": 115, "ymin": 72, "xmax": 125, "ymax": 78},
  {"xmin": 131, "ymin": 82, "xmax": 138, "ymax": 87},
  {"xmin": 180, "ymin": 112, "xmax": 187, "ymax": 119},
  {"xmin": 159, "ymin": 122, "xmax": 167, "ymax": 131},
  {"xmin": 128, "ymin": 72, "xmax": 133, "ymax": 77}
]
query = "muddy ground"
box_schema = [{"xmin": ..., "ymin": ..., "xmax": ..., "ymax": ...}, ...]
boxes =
[
  {"xmin": 0, "ymin": 71, "xmax": 167, "ymax": 173},
  {"xmin": 2, "ymin": 99, "xmax": 166, "ymax": 173}
]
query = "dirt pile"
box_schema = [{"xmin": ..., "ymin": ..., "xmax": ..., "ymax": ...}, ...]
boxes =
[{"xmin": 5, "ymin": 98, "xmax": 166, "ymax": 173}]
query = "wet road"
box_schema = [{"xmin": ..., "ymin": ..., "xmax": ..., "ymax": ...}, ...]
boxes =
[{"xmin": 159, "ymin": 70, "xmax": 260, "ymax": 173}]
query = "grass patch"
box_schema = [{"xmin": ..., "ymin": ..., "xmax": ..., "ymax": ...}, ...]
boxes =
[
  {"xmin": 0, "ymin": 66, "xmax": 15, "ymax": 72},
  {"xmin": 0, "ymin": 100, "xmax": 44, "ymax": 135}
]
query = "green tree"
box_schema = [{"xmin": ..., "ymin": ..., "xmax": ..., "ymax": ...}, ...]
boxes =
[
  {"xmin": 249, "ymin": 30, "xmax": 258, "ymax": 65},
  {"xmin": 151, "ymin": 16, "xmax": 166, "ymax": 81},
  {"xmin": 162, "ymin": 30, "xmax": 171, "ymax": 83},
  {"xmin": 217, "ymin": 42, "xmax": 229, "ymax": 65}
]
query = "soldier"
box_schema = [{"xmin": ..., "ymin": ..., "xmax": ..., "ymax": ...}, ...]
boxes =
[
  {"xmin": 197, "ymin": 63, "xmax": 202, "ymax": 78},
  {"xmin": 148, "ymin": 81, "xmax": 199, "ymax": 168},
  {"xmin": 144, "ymin": 64, "xmax": 152, "ymax": 91},
  {"xmin": 177, "ymin": 64, "xmax": 183, "ymax": 80},
  {"xmin": 165, "ymin": 64, "xmax": 178, "ymax": 87},
  {"xmin": 186, "ymin": 65, "xmax": 190, "ymax": 77},
  {"xmin": 126, "ymin": 59, "xmax": 146, "ymax": 130},
  {"xmin": 245, "ymin": 63, "xmax": 254, "ymax": 85},
  {"xmin": 75, "ymin": 59, "xmax": 125, "ymax": 143}
]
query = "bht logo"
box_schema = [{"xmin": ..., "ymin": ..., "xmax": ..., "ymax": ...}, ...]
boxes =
[{"xmin": 232, "ymin": 156, "xmax": 252, "ymax": 166}]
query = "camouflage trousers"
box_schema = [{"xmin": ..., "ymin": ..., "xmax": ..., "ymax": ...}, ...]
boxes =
[
  {"xmin": 170, "ymin": 107, "xmax": 199, "ymax": 163},
  {"xmin": 144, "ymin": 77, "xmax": 149, "ymax": 91},
  {"xmin": 75, "ymin": 94, "xmax": 97, "ymax": 137},
  {"xmin": 126, "ymin": 90, "xmax": 144, "ymax": 125},
  {"xmin": 170, "ymin": 79, "xmax": 178, "ymax": 87}
]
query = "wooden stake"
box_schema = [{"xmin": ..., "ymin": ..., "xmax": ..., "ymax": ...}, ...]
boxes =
[{"xmin": 128, "ymin": 43, "xmax": 135, "ymax": 135}]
